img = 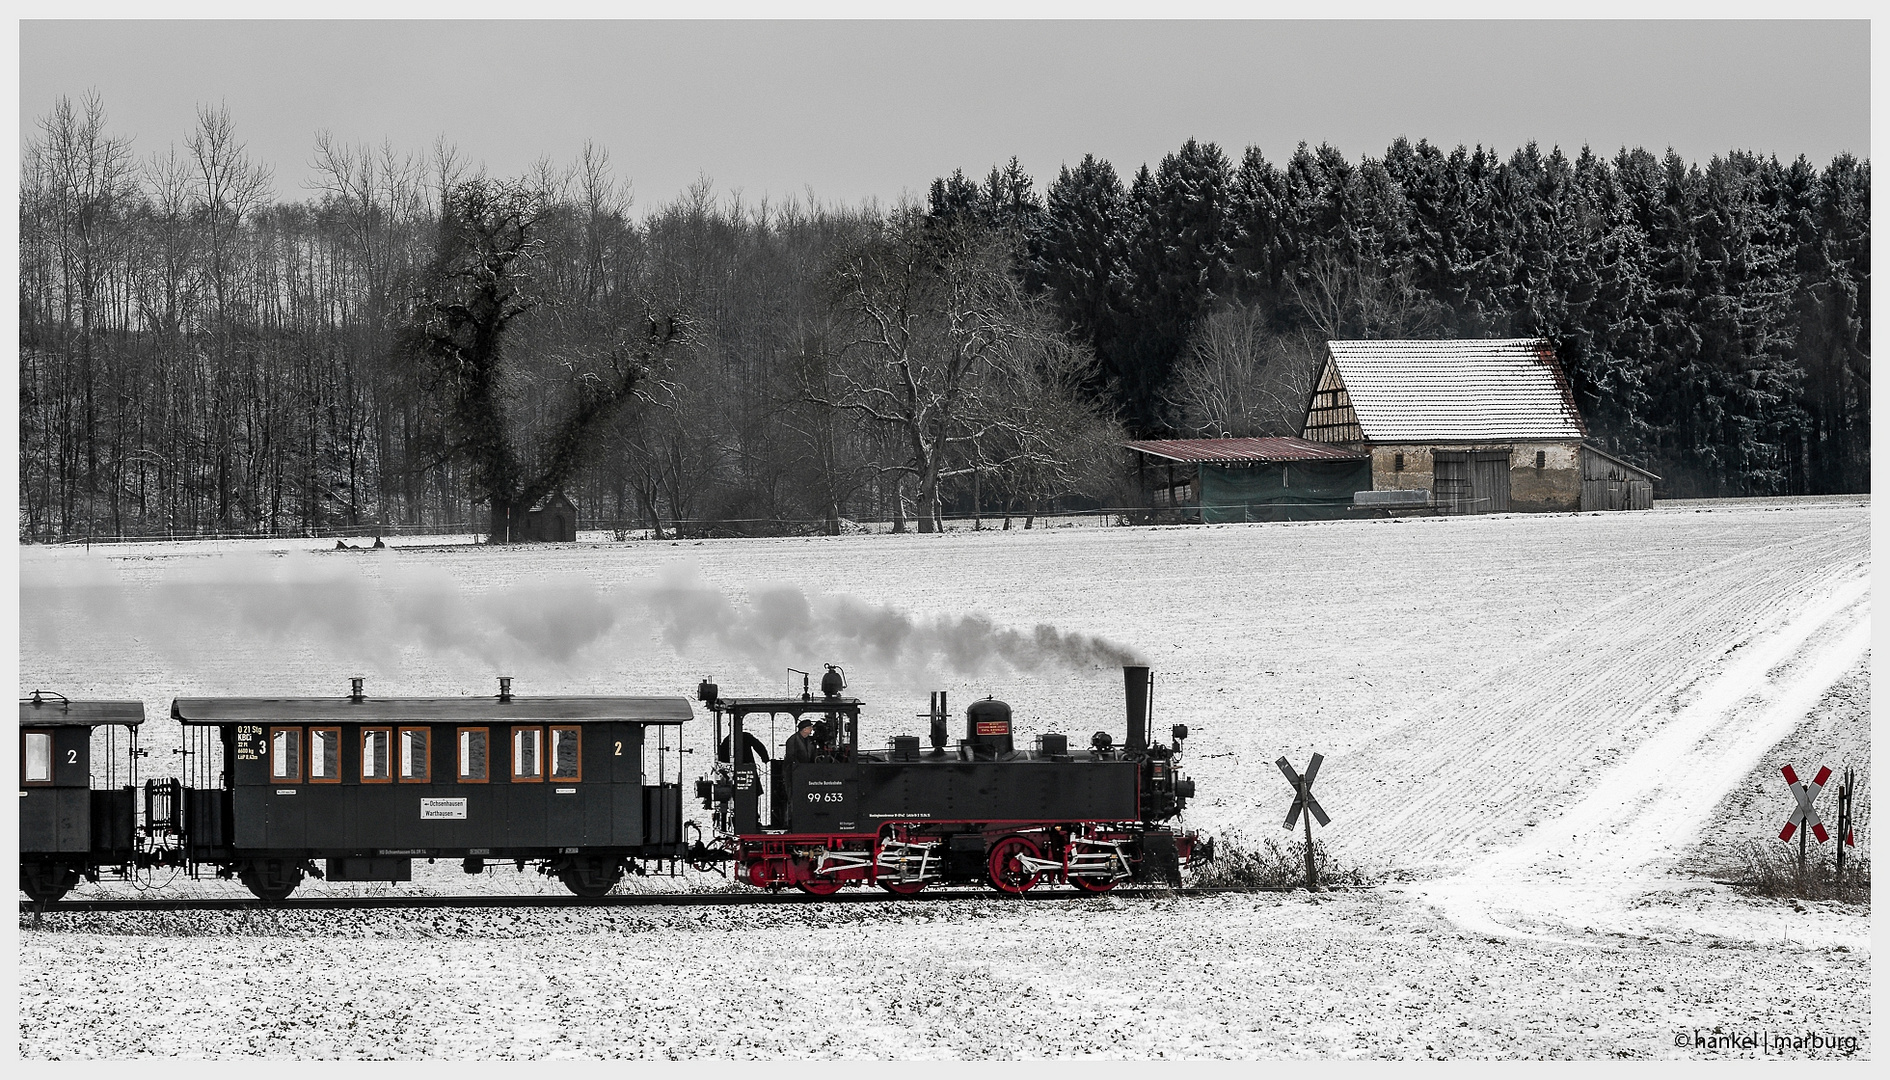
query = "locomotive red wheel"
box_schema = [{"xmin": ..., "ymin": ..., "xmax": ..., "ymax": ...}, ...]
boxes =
[
  {"xmin": 795, "ymin": 876, "xmax": 845, "ymax": 896},
  {"xmin": 1070, "ymin": 875, "xmax": 1117, "ymax": 893},
  {"xmin": 878, "ymin": 879, "xmax": 927, "ymax": 895},
  {"xmin": 986, "ymin": 835, "xmax": 1045, "ymax": 894}
]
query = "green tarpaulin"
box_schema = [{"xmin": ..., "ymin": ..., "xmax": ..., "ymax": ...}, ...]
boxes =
[{"xmin": 1197, "ymin": 459, "xmax": 1371, "ymax": 523}]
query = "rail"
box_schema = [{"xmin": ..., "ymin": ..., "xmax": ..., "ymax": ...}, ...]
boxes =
[{"xmin": 21, "ymin": 884, "xmax": 1327, "ymax": 915}]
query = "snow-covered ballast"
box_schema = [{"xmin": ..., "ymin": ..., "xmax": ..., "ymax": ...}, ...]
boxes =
[
  {"xmin": 694, "ymin": 665, "xmax": 1211, "ymax": 895},
  {"xmin": 154, "ymin": 683, "xmax": 695, "ymax": 900}
]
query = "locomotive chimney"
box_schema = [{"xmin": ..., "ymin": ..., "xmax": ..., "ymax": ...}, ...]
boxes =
[
  {"xmin": 350, "ymin": 677, "xmax": 364, "ymax": 703},
  {"xmin": 1123, "ymin": 665, "xmax": 1151, "ymax": 751},
  {"xmin": 498, "ymin": 676, "xmax": 513, "ymax": 703}
]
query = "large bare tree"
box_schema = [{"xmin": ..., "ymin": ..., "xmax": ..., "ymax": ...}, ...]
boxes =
[{"xmin": 403, "ymin": 177, "xmax": 680, "ymax": 542}]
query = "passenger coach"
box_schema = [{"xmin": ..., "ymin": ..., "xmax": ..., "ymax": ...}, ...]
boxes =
[{"xmin": 151, "ymin": 679, "xmax": 695, "ymax": 899}]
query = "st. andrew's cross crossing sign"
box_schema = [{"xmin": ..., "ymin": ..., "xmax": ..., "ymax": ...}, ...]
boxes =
[
  {"xmin": 1277, "ymin": 754, "xmax": 1330, "ymax": 829},
  {"xmin": 1779, "ymin": 764, "xmax": 1831, "ymax": 844},
  {"xmin": 1276, "ymin": 753, "xmax": 1330, "ymax": 889}
]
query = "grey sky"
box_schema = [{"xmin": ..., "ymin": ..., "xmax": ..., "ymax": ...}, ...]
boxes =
[{"xmin": 19, "ymin": 20, "xmax": 1871, "ymax": 210}]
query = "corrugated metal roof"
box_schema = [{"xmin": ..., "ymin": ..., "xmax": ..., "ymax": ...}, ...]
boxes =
[
  {"xmin": 1325, "ymin": 339, "xmax": 1585, "ymax": 441},
  {"xmin": 1124, "ymin": 437, "xmax": 1369, "ymax": 464},
  {"xmin": 173, "ymin": 696, "xmax": 695, "ymax": 725}
]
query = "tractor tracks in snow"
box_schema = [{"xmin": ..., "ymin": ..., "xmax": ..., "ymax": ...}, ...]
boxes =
[
  {"xmin": 1321, "ymin": 516, "xmax": 1868, "ymax": 872},
  {"xmin": 1411, "ymin": 571, "xmax": 1869, "ymax": 945}
]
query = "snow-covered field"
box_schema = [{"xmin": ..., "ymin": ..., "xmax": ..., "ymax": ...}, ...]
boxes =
[{"xmin": 17, "ymin": 497, "xmax": 1872, "ymax": 1058}]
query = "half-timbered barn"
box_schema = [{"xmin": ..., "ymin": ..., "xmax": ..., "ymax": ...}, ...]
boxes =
[
  {"xmin": 1301, "ymin": 339, "xmax": 1658, "ymax": 514},
  {"xmin": 1125, "ymin": 437, "xmax": 1371, "ymax": 523}
]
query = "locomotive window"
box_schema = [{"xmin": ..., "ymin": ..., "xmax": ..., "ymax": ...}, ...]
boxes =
[
  {"xmin": 361, "ymin": 728, "xmax": 392, "ymax": 783},
  {"xmin": 399, "ymin": 728, "xmax": 430, "ymax": 783},
  {"xmin": 270, "ymin": 728, "xmax": 303, "ymax": 783},
  {"xmin": 458, "ymin": 728, "xmax": 489, "ymax": 783},
  {"xmin": 23, "ymin": 731, "xmax": 52, "ymax": 783},
  {"xmin": 550, "ymin": 727, "xmax": 581, "ymax": 781},
  {"xmin": 512, "ymin": 727, "xmax": 543, "ymax": 781},
  {"xmin": 309, "ymin": 728, "xmax": 341, "ymax": 783}
]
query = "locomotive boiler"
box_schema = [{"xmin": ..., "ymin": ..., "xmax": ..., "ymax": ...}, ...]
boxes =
[{"xmin": 694, "ymin": 664, "xmax": 1207, "ymax": 895}]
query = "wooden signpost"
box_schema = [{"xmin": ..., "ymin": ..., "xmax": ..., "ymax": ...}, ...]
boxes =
[
  {"xmin": 1277, "ymin": 753, "xmax": 1329, "ymax": 890},
  {"xmin": 1834, "ymin": 766, "xmax": 1858, "ymax": 882}
]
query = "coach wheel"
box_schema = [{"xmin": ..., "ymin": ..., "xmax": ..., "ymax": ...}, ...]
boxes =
[
  {"xmin": 878, "ymin": 879, "xmax": 927, "ymax": 896},
  {"xmin": 558, "ymin": 857, "xmax": 623, "ymax": 898},
  {"xmin": 795, "ymin": 876, "xmax": 845, "ymax": 896},
  {"xmin": 239, "ymin": 858, "xmax": 304, "ymax": 902},
  {"xmin": 1071, "ymin": 875, "xmax": 1117, "ymax": 894},
  {"xmin": 20, "ymin": 860, "xmax": 82, "ymax": 904},
  {"xmin": 987, "ymin": 835, "xmax": 1045, "ymax": 895}
]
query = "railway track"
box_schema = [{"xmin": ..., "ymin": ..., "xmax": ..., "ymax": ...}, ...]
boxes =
[{"xmin": 22, "ymin": 884, "xmax": 1305, "ymax": 915}]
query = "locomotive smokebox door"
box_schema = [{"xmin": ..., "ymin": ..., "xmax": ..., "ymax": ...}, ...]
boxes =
[{"xmin": 790, "ymin": 766, "xmax": 858, "ymax": 832}]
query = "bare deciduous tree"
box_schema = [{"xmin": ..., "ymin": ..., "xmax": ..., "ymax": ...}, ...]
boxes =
[{"xmin": 1167, "ymin": 304, "xmax": 1323, "ymax": 437}]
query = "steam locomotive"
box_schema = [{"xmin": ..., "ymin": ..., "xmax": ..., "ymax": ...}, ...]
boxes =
[
  {"xmin": 19, "ymin": 666, "xmax": 1207, "ymax": 903},
  {"xmin": 695, "ymin": 664, "xmax": 1208, "ymax": 895}
]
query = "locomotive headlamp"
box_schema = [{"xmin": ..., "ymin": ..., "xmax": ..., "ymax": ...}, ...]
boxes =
[
  {"xmin": 1171, "ymin": 724, "xmax": 1188, "ymax": 743},
  {"xmin": 1091, "ymin": 731, "xmax": 1114, "ymax": 752}
]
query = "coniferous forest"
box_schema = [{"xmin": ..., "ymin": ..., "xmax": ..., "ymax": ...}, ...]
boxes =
[{"xmin": 19, "ymin": 95, "xmax": 1870, "ymax": 541}]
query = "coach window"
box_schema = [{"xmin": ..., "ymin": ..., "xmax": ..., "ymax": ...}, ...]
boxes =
[
  {"xmin": 512, "ymin": 727, "xmax": 544, "ymax": 782},
  {"xmin": 270, "ymin": 727, "xmax": 303, "ymax": 783},
  {"xmin": 550, "ymin": 726, "xmax": 582, "ymax": 782},
  {"xmin": 309, "ymin": 727, "xmax": 341, "ymax": 783},
  {"xmin": 399, "ymin": 727, "xmax": 430, "ymax": 783},
  {"xmin": 458, "ymin": 728, "xmax": 489, "ymax": 783},
  {"xmin": 361, "ymin": 728, "xmax": 392, "ymax": 783},
  {"xmin": 23, "ymin": 731, "xmax": 53, "ymax": 784}
]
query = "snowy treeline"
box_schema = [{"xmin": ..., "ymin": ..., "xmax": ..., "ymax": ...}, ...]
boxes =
[{"xmin": 19, "ymin": 95, "xmax": 1869, "ymax": 541}]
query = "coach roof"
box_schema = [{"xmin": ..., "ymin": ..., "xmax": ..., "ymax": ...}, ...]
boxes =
[
  {"xmin": 172, "ymin": 696, "xmax": 694, "ymax": 725},
  {"xmin": 19, "ymin": 696, "xmax": 145, "ymax": 727}
]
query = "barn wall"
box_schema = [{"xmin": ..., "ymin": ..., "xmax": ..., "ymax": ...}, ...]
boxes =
[{"xmin": 1367, "ymin": 441, "xmax": 1582, "ymax": 513}]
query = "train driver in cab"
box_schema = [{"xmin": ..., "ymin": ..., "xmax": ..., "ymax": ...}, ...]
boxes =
[{"xmin": 785, "ymin": 718, "xmax": 818, "ymax": 763}]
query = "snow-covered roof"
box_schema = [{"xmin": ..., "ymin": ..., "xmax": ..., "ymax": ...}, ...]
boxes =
[{"xmin": 1322, "ymin": 339, "xmax": 1585, "ymax": 442}]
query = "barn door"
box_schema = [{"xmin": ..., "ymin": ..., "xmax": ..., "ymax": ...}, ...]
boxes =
[
  {"xmin": 1432, "ymin": 452, "xmax": 1470, "ymax": 515},
  {"xmin": 1471, "ymin": 451, "xmax": 1512, "ymax": 513}
]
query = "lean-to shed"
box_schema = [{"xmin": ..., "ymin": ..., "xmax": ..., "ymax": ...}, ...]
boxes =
[
  {"xmin": 1301, "ymin": 338, "xmax": 1658, "ymax": 513},
  {"xmin": 1125, "ymin": 437, "xmax": 1371, "ymax": 523}
]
